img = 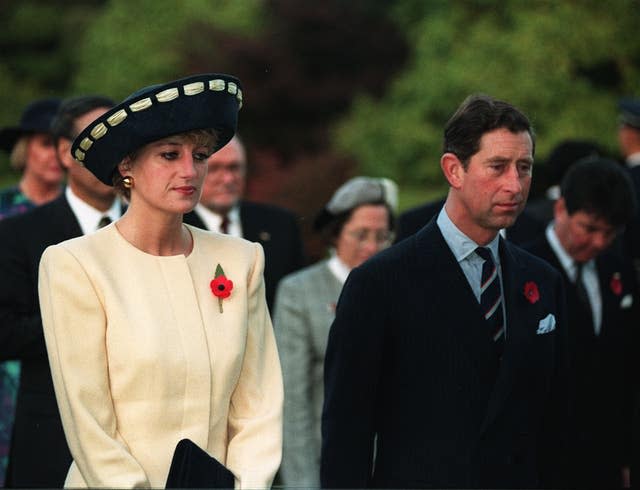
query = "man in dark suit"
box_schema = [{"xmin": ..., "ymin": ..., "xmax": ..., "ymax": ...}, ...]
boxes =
[
  {"xmin": 523, "ymin": 157, "xmax": 638, "ymax": 488},
  {"xmin": 321, "ymin": 94, "xmax": 568, "ymax": 489},
  {"xmin": 0, "ymin": 95, "xmax": 119, "ymax": 487},
  {"xmin": 183, "ymin": 136, "xmax": 305, "ymax": 311}
]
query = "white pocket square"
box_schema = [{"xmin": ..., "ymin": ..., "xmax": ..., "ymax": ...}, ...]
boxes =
[
  {"xmin": 621, "ymin": 294, "xmax": 633, "ymax": 309},
  {"xmin": 536, "ymin": 313, "xmax": 556, "ymax": 335}
]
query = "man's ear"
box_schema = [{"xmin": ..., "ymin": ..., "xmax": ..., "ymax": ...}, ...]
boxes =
[
  {"xmin": 55, "ymin": 139, "xmax": 73, "ymax": 171},
  {"xmin": 441, "ymin": 152, "xmax": 464, "ymax": 189},
  {"xmin": 554, "ymin": 196, "xmax": 567, "ymax": 219}
]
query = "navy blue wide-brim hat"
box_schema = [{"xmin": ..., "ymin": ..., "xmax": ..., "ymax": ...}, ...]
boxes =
[
  {"xmin": 0, "ymin": 97, "xmax": 61, "ymax": 152},
  {"xmin": 71, "ymin": 73, "xmax": 243, "ymax": 185}
]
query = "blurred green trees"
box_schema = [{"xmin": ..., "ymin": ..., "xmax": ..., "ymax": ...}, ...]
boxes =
[
  {"xmin": 1, "ymin": 0, "xmax": 639, "ymax": 211},
  {"xmin": 337, "ymin": 0, "xmax": 640, "ymax": 196}
]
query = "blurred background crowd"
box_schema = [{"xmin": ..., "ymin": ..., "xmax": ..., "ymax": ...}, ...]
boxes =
[{"xmin": 0, "ymin": 0, "xmax": 638, "ymax": 260}]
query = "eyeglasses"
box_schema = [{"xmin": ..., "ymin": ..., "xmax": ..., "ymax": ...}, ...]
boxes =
[{"xmin": 344, "ymin": 228, "xmax": 394, "ymax": 247}]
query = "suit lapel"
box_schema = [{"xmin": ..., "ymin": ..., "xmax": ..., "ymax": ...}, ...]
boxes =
[
  {"xmin": 51, "ymin": 194, "xmax": 83, "ymax": 240},
  {"xmin": 239, "ymin": 201, "xmax": 258, "ymax": 242},
  {"xmin": 414, "ymin": 222, "xmax": 501, "ymax": 373}
]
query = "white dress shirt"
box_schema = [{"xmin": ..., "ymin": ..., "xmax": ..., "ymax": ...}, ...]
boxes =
[
  {"xmin": 65, "ymin": 186, "xmax": 121, "ymax": 235},
  {"xmin": 546, "ymin": 223, "xmax": 602, "ymax": 334},
  {"xmin": 193, "ymin": 203, "xmax": 243, "ymax": 237},
  {"xmin": 436, "ymin": 207, "xmax": 507, "ymax": 334},
  {"xmin": 327, "ymin": 250, "xmax": 351, "ymax": 285}
]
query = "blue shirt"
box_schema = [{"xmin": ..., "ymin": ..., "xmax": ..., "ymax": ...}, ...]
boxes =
[{"xmin": 436, "ymin": 206, "xmax": 507, "ymax": 333}]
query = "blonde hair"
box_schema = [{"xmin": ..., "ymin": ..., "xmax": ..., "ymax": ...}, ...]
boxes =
[
  {"xmin": 112, "ymin": 128, "xmax": 220, "ymax": 199},
  {"xmin": 9, "ymin": 136, "xmax": 29, "ymax": 172}
]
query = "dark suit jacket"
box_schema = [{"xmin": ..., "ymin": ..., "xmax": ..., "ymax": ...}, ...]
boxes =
[
  {"xmin": 321, "ymin": 220, "xmax": 568, "ymax": 489},
  {"xmin": 396, "ymin": 198, "xmax": 546, "ymax": 245},
  {"xmin": 184, "ymin": 200, "xmax": 305, "ymax": 311},
  {"xmin": 524, "ymin": 236, "xmax": 639, "ymax": 488},
  {"xmin": 0, "ymin": 194, "xmax": 84, "ymax": 487}
]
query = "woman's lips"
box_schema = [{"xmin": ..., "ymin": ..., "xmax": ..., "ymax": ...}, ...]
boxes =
[{"xmin": 174, "ymin": 186, "xmax": 197, "ymax": 195}]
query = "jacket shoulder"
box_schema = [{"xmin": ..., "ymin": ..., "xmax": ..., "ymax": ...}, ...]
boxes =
[{"xmin": 241, "ymin": 200, "xmax": 298, "ymax": 222}]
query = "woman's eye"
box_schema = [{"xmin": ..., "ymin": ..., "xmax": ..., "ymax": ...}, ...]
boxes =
[{"xmin": 162, "ymin": 152, "xmax": 178, "ymax": 160}]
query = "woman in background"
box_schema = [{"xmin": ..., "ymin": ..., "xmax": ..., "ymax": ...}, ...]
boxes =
[
  {"xmin": 38, "ymin": 74, "xmax": 282, "ymax": 488},
  {"xmin": 273, "ymin": 176, "xmax": 396, "ymax": 487},
  {"xmin": 0, "ymin": 97, "xmax": 62, "ymax": 486}
]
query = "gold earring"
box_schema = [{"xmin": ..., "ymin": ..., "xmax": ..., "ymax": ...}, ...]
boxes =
[{"xmin": 122, "ymin": 176, "xmax": 134, "ymax": 189}]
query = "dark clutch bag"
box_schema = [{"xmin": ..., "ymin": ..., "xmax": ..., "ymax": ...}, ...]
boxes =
[{"xmin": 166, "ymin": 438, "xmax": 235, "ymax": 488}]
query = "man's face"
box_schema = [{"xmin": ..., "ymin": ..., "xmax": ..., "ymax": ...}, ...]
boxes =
[
  {"xmin": 554, "ymin": 198, "xmax": 618, "ymax": 262},
  {"xmin": 199, "ymin": 138, "xmax": 246, "ymax": 215},
  {"xmin": 57, "ymin": 107, "xmax": 115, "ymax": 201},
  {"xmin": 449, "ymin": 128, "xmax": 533, "ymax": 243}
]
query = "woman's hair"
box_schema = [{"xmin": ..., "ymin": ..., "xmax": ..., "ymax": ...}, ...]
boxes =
[
  {"xmin": 9, "ymin": 136, "xmax": 29, "ymax": 172},
  {"xmin": 113, "ymin": 128, "xmax": 219, "ymax": 199}
]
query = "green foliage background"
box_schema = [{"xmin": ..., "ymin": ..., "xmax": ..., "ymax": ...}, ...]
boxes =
[{"xmin": 1, "ymin": 0, "xmax": 639, "ymax": 212}]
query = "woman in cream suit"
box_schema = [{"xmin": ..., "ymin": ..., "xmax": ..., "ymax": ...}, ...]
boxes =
[
  {"xmin": 273, "ymin": 177, "xmax": 396, "ymax": 487},
  {"xmin": 37, "ymin": 74, "xmax": 283, "ymax": 488}
]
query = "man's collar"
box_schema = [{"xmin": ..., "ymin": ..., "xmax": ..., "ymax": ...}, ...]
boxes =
[{"xmin": 436, "ymin": 206, "xmax": 500, "ymax": 263}]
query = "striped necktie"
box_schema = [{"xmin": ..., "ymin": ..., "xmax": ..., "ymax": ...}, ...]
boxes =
[{"xmin": 475, "ymin": 247, "xmax": 505, "ymax": 350}]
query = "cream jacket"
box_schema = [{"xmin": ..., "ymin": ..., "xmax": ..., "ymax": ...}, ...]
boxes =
[{"xmin": 38, "ymin": 223, "xmax": 283, "ymax": 488}]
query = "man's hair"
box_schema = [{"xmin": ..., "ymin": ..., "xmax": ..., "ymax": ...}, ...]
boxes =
[
  {"xmin": 561, "ymin": 157, "xmax": 637, "ymax": 227},
  {"xmin": 50, "ymin": 95, "xmax": 115, "ymax": 142},
  {"xmin": 443, "ymin": 94, "xmax": 535, "ymax": 167}
]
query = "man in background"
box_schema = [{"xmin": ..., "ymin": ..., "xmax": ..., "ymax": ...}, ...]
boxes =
[
  {"xmin": 0, "ymin": 95, "xmax": 120, "ymax": 487},
  {"xmin": 184, "ymin": 135, "xmax": 305, "ymax": 310},
  {"xmin": 524, "ymin": 157, "xmax": 638, "ymax": 488}
]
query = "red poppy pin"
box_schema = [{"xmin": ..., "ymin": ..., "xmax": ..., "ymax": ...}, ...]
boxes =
[
  {"xmin": 210, "ymin": 264, "xmax": 233, "ymax": 313},
  {"xmin": 610, "ymin": 272, "xmax": 623, "ymax": 296},
  {"xmin": 524, "ymin": 281, "xmax": 540, "ymax": 304}
]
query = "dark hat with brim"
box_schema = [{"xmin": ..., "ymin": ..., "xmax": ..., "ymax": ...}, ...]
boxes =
[
  {"xmin": 0, "ymin": 97, "xmax": 61, "ymax": 152},
  {"xmin": 619, "ymin": 97, "xmax": 640, "ymax": 129},
  {"xmin": 71, "ymin": 73, "xmax": 243, "ymax": 185}
]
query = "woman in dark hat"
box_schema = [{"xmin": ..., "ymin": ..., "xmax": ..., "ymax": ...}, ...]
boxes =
[
  {"xmin": 0, "ymin": 97, "xmax": 63, "ymax": 486},
  {"xmin": 37, "ymin": 74, "xmax": 282, "ymax": 488},
  {"xmin": 0, "ymin": 97, "xmax": 64, "ymax": 219},
  {"xmin": 272, "ymin": 176, "xmax": 396, "ymax": 487}
]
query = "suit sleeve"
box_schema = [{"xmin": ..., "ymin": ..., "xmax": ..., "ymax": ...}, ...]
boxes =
[
  {"xmin": 226, "ymin": 243, "xmax": 283, "ymax": 489},
  {"xmin": 273, "ymin": 273, "xmax": 319, "ymax": 487},
  {"xmin": 321, "ymin": 265, "xmax": 385, "ymax": 488},
  {"xmin": 0, "ymin": 223, "xmax": 46, "ymax": 361},
  {"xmin": 38, "ymin": 245, "xmax": 149, "ymax": 487}
]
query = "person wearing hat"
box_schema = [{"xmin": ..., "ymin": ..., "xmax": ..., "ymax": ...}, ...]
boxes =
[
  {"xmin": 0, "ymin": 95, "xmax": 118, "ymax": 488},
  {"xmin": 36, "ymin": 74, "xmax": 282, "ymax": 488},
  {"xmin": 321, "ymin": 95, "xmax": 569, "ymax": 489},
  {"xmin": 618, "ymin": 98, "xmax": 640, "ymax": 170},
  {"xmin": 0, "ymin": 98, "xmax": 64, "ymax": 219},
  {"xmin": 273, "ymin": 176, "xmax": 396, "ymax": 488}
]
